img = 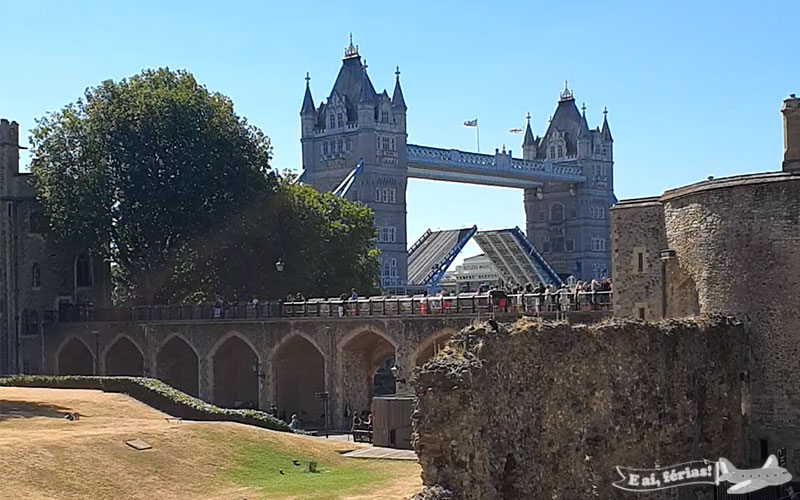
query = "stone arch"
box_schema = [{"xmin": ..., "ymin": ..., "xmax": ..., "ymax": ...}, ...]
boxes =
[
  {"xmin": 415, "ymin": 328, "xmax": 458, "ymax": 366},
  {"xmin": 272, "ymin": 333, "xmax": 326, "ymax": 428},
  {"xmin": 157, "ymin": 334, "xmax": 199, "ymax": 397},
  {"xmin": 209, "ymin": 332, "xmax": 260, "ymax": 409},
  {"xmin": 57, "ymin": 336, "xmax": 94, "ymax": 375},
  {"xmin": 339, "ymin": 328, "xmax": 397, "ymax": 420},
  {"xmin": 103, "ymin": 335, "xmax": 144, "ymax": 376}
]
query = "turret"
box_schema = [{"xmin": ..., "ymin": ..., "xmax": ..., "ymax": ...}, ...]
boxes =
[
  {"xmin": 391, "ymin": 66, "xmax": 407, "ymax": 132},
  {"xmin": 522, "ymin": 113, "xmax": 537, "ymax": 160},
  {"xmin": 782, "ymin": 93, "xmax": 800, "ymax": 171},
  {"xmin": 357, "ymin": 62, "xmax": 376, "ymax": 125},
  {"xmin": 577, "ymin": 103, "xmax": 591, "ymax": 158},
  {"xmin": 300, "ymin": 73, "xmax": 316, "ymax": 138},
  {"xmin": 0, "ymin": 119, "xmax": 20, "ymax": 192},
  {"xmin": 600, "ymin": 107, "xmax": 613, "ymax": 162}
]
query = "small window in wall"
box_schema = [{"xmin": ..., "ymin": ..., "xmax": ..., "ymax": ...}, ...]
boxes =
[
  {"xmin": 565, "ymin": 239, "xmax": 575, "ymax": 252},
  {"xmin": 637, "ymin": 252, "xmax": 644, "ymax": 273},
  {"xmin": 24, "ymin": 309, "xmax": 39, "ymax": 336},
  {"xmin": 29, "ymin": 211, "xmax": 43, "ymax": 234},
  {"xmin": 381, "ymin": 110, "xmax": 390, "ymax": 123},
  {"xmin": 323, "ymin": 142, "xmax": 329, "ymax": 155},
  {"xmin": 557, "ymin": 146, "xmax": 563, "ymax": 157},
  {"xmin": 569, "ymin": 206, "xmax": 577, "ymax": 219},
  {"xmin": 760, "ymin": 438, "xmax": 769, "ymax": 461},
  {"xmin": 337, "ymin": 113, "xmax": 344, "ymax": 128},
  {"xmin": 549, "ymin": 146, "xmax": 555, "ymax": 158},
  {"xmin": 32, "ymin": 263, "xmax": 41, "ymax": 289},
  {"xmin": 75, "ymin": 252, "xmax": 93, "ymax": 289},
  {"xmin": 538, "ymin": 210, "xmax": 545, "ymax": 222},
  {"xmin": 346, "ymin": 138, "xmax": 352, "ymax": 151},
  {"xmin": 329, "ymin": 114, "xmax": 336, "ymax": 129},
  {"xmin": 550, "ymin": 203, "xmax": 564, "ymax": 222},
  {"xmin": 637, "ymin": 307, "xmax": 646, "ymax": 320},
  {"xmin": 375, "ymin": 188, "xmax": 381, "ymax": 202}
]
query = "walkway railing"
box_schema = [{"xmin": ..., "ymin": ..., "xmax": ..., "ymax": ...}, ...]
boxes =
[{"xmin": 52, "ymin": 291, "xmax": 612, "ymax": 323}]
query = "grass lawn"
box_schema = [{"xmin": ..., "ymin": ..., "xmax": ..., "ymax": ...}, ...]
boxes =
[{"xmin": 0, "ymin": 387, "xmax": 421, "ymax": 500}]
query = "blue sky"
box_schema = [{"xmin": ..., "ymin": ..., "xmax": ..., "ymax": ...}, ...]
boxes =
[{"xmin": 1, "ymin": 1, "xmax": 796, "ymax": 264}]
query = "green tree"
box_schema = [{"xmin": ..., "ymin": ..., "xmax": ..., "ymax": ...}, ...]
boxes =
[
  {"xmin": 30, "ymin": 68, "xmax": 274, "ymax": 304},
  {"xmin": 185, "ymin": 180, "xmax": 379, "ymax": 302}
]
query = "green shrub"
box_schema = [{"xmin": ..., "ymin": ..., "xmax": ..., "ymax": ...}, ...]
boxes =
[{"xmin": 0, "ymin": 375, "xmax": 291, "ymax": 432}]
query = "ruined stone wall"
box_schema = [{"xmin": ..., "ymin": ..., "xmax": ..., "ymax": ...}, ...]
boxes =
[
  {"xmin": 413, "ymin": 317, "xmax": 748, "ymax": 500},
  {"xmin": 610, "ymin": 197, "xmax": 667, "ymax": 320},
  {"xmin": 661, "ymin": 172, "xmax": 800, "ymax": 465}
]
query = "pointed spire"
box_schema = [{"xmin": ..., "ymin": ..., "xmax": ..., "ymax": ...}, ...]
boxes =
[
  {"xmin": 358, "ymin": 62, "xmax": 376, "ymax": 104},
  {"xmin": 578, "ymin": 104, "xmax": 590, "ymax": 138},
  {"xmin": 300, "ymin": 72, "xmax": 315, "ymax": 116},
  {"xmin": 601, "ymin": 107, "xmax": 613, "ymax": 141},
  {"xmin": 391, "ymin": 66, "xmax": 407, "ymax": 109},
  {"xmin": 522, "ymin": 112, "xmax": 535, "ymax": 147}
]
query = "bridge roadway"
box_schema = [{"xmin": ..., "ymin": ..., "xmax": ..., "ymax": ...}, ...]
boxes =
[
  {"xmin": 406, "ymin": 144, "xmax": 586, "ymax": 189},
  {"xmin": 30, "ymin": 293, "xmax": 610, "ymax": 431}
]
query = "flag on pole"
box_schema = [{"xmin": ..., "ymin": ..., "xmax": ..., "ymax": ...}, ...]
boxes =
[
  {"xmin": 464, "ymin": 119, "xmax": 478, "ymax": 127},
  {"xmin": 509, "ymin": 128, "xmax": 524, "ymax": 134}
]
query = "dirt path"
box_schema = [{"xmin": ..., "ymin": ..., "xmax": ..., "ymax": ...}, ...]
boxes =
[{"xmin": 0, "ymin": 387, "xmax": 421, "ymax": 500}]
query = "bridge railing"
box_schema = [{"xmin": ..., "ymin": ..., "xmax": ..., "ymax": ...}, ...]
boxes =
[{"xmin": 52, "ymin": 291, "xmax": 612, "ymax": 323}]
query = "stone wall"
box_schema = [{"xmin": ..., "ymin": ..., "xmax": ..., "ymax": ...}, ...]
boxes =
[
  {"xmin": 610, "ymin": 196, "xmax": 667, "ymax": 320},
  {"xmin": 413, "ymin": 317, "xmax": 748, "ymax": 500},
  {"xmin": 661, "ymin": 173, "xmax": 800, "ymax": 465}
]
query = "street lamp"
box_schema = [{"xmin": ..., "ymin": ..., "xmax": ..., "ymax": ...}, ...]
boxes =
[{"xmin": 390, "ymin": 365, "xmax": 406, "ymax": 384}]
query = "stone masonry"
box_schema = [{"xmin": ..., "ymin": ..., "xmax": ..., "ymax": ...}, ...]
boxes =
[{"xmin": 413, "ymin": 317, "xmax": 749, "ymax": 500}]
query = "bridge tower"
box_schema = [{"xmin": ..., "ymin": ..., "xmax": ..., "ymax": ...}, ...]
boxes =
[
  {"xmin": 522, "ymin": 85, "xmax": 615, "ymax": 282},
  {"xmin": 300, "ymin": 38, "xmax": 409, "ymax": 290}
]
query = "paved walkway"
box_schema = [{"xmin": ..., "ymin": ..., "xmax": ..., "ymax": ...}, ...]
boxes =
[
  {"xmin": 313, "ymin": 433, "xmax": 418, "ymax": 461},
  {"xmin": 341, "ymin": 446, "xmax": 418, "ymax": 461}
]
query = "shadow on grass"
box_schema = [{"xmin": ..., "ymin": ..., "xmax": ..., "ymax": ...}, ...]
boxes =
[{"xmin": 0, "ymin": 400, "xmax": 74, "ymax": 421}]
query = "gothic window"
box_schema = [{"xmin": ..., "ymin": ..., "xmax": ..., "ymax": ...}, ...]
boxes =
[
  {"xmin": 75, "ymin": 252, "xmax": 92, "ymax": 289},
  {"xmin": 376, "ymin": 188, "xmax": 381, "ymax": 202},
  {"xmin": 565, "ymin": 239, "xmax": 575, "ymax": 252},
  {"xmin": 389, "ymin": 188, "xmax": 396, "ymax": 203},
  {"xmin": 382, "ymin": 188, "xmax": 389, "ymax": 202},
  {"xmin": 29, "ymin": 211, "xmax": 43, "ymax": 234},
  {"xmin": 323, "ymin": 142, "xmax": 329, "ymax": 155},
  {"xmin": 570, "ymin": 206, "xmax": 577, "ymax": 219},
  {"xmin": 24, "ymin": 309, "xmax": 39, "ymax": 336},
  {"xmin": 390, "ymin": 258, "xmax": 398, "ymax": 277},
  {"xmin": 329, "ymin": 114, "xmax": 336, "ymax": 129},
  {"xmin": 550, "ymin": 203, "xmax": 564, "ymax": 222},
  {"xmin": 383, "ymin": 260, "xmax": 391, "ymax": 276},
  {"xmin": 549, "ymin": 146, "xmax": 555, "ymax": 158},
  {"xmin": 337, "ymin": 113, "xmax": 344, "ymax": 128},
  {"xmin": 382, "ymin": 137, "xmax": 390, "ymax": 150},
  {"xmin": 557, "ymin": 146, "xmax": 563, "ymax": 157},
  {"xmin": 346, "ymin": 138, "xmax": 352, "ymax": 151},
  {"xmin": 381, "ymin": 110, "xmax": 389, "ymax": 124},
  {"xmin": 390, "ymin": 138, "xmax": 395, "ymax": 150},
  {"xmin": 591, "ymin": 238, "xmax": 606, "ymax": 252},
  {"xmin": 538, "ymin": 210, "xmax": 545, "ymax": 222},
  {"xmin": 32, "ymin": 263, "xmax": 41, "ymax": 289},
  {"xmin": 338, "ymin": 138, "xmax": 344, "ymax": 152}
]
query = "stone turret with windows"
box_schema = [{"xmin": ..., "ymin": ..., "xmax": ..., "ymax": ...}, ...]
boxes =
[
  {"xmin": 521, "ymin": 84, "xmax": 615, "ymax": 281},
  {"xmin": 300, "ymin": 37, "xmax": 409, "ymax": 290},
  {"xmin": 0, "ymin": 118, "xmax": 110, "ymax": 375}
]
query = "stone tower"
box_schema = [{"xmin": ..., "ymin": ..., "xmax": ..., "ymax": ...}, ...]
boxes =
[
  {"xmin": 782, "ymin": 93, "xmax": 800, "ymax": 171},
  {"xmin": 300, "ymin": 38, "xmax": 408, "ymax": 290},
  {"xmin": 522, "ymin": 84, "xmax": 615, "ymax": 281},
  {"xmin": 0, "ymin": 118, "xmax": 110, "ymax": 375}
]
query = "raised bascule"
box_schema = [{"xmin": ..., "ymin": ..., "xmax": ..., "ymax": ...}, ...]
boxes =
[{"xmin": 300, "ymin": 38, "xmax": 616, "ymax": 291}]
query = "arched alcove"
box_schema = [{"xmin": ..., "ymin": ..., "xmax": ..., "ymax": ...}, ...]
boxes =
[{"xmin": 157, "ymin": 336, "xmax": 199, "ymax": 397}]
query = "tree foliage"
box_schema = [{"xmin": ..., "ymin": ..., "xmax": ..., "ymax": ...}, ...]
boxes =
[{"xmin": 31, "ymin": 68, "xmax": 378, "ymax": 304}]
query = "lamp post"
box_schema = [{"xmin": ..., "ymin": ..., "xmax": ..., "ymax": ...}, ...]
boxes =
[{"xmin": 276, "ymin": 259, "xmax": 285, "ymax": 316}]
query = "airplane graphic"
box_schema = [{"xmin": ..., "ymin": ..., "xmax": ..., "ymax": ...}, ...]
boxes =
[{"xmin": 717, "ymin": 455, "xmax": 792, "ymax": 494}]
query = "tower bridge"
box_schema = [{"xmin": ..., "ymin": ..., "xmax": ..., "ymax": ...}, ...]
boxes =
[{"xmin": 301, "ymin": 39, "xmax": 615, "ymax": 290}]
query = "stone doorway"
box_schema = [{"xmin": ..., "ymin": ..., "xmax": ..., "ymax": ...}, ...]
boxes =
[
  {"xmin": 58, "ymin": 338, "xmax": 93, "ymax": 375},
  {"xmin": 212, "ymin": 335, "xmax": 259, "ymax": 409},
  {"xmin": 274, "ymin": 335, "xmax": 325, "ymax": 428},
  {"xmin": 104, "ymin": 337, "xmax": 144, "ymax": 376},
  {"xmin": 157, "ymin": 336, "xmax": 199, "ymax": 397}
]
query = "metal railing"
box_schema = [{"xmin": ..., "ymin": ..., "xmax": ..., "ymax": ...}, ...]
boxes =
[{"xmin": 53, "ymin": 291, "xmax": 612, "ymax": 323}]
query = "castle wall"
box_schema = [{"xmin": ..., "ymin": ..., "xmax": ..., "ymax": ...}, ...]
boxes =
[
  {"xmin": 660, "ymin": 172, "xmax": 800, "ymax": 465},
  {"xmin": 610, "ymin": 197, "xmax": 667, "ymax": 319},
  {"xmin": 413, "ymin": 317, "xmax": 749, "ymax": 500}
]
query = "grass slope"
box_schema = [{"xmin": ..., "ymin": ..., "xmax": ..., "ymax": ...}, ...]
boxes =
[{"xmin": 0, "ymin": 387, "xmax": 420, "ymax": 500}]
